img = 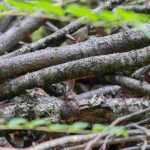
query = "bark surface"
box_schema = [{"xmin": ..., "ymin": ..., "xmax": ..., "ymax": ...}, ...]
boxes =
[
  {"xmin": 0, "ymin": 15, "xmax": 45, "ymax": 54},
  {"xmin": 1, "ymin": 88, "xmax": 149, "ymax": 122},
  {"xmin": 107, "ymin": 75, "xmax": 150, "ymax": 96},
  {"xmin": 1, "ymin": 27, "xmax": 150, "ymax": 81},
  {"xmin": 0, "ymin": 18, "xmax": 84, "ymax": 58},
  {"xmin": 0, "ymin": 47, "xmax": 149, "ymax": 99}
]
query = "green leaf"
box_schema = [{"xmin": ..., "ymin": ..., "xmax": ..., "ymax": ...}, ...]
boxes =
[
  {"xmin": 69, "ymin": 122, "xmax": 89, "ymax": 132},
  {"xmin": 92, "ymin": 124, "xmax": 106, "ymax": 133},
  {"xmin": 48, "ymin": 124, "xmax": 69, "ymax": 132},
  {"xmin": 31, "ymin": 1, "xmax": 65, "ymax": 16},
  {"xmin": 32, "ymin": 27, "xmax": 45, "ymax": 42},
  {"xmin": 106, "ymin": 126, "xmax": 128, "ymax": 137},
  {"xmin": 7, "ymin": 118, "xmax": 27, "ymax": 128},
  {"xmin": 5, "ymin": 0, "xmax": 34, "ymax": 12},
  {"xmin": 0, "ymin": 4, "xmax": 7, "ymax": 11},
  {"xmin": 114, "ymin": 8, "xmax": 150, "ymax": 26},
  {"xmin": 28, "ymin": 118, "xmax": 50, "ymax": 128},
  {"xmin": 66, "ymin": 4, "xmax": 99, "ymax": 22}
]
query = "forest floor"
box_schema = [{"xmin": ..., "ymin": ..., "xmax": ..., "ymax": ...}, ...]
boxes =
[{"xmin": 0, "ymin": 0, "xmax": 150, "ymax": 149}]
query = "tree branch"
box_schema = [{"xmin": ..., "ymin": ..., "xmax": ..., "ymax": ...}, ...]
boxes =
[
  {"xmin": 122, "ymin": 5, "xmax": 150, "ymax": 14},
  {"xmin": 0, "ymin": 15, "xmax": 45, "ymax": 55},
  {"xmin": 76, "ymin": 85, "xmax": 121, "ymax": 99},
  {"xmin": 1, "ymin": 26, "xmax": 150, "ymax": 81},
  {"xmin": 0, "ymin": 16, "xmax": 16, "ymax": 33},
  {"xmin": 106, "ymin": 75, "xmax": 150, "ymax": 96},
  {"xmin": 0, "ymin": 47, "xmax": 149, "ymax": 99},
  {"xmin": 1, "ymin": 88, "xmax": 150, "ymax": 123},
  {"xmin": 132, "ymin": 65, "xmax": 150, "ymax": 80}
]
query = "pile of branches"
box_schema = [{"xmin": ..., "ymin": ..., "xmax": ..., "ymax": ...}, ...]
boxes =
[{"xmin": 0, "ymin": 0, "xmax": 150, "ymax": 149}]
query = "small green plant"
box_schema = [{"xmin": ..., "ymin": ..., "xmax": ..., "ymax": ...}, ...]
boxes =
[
  {"xmin": 0, "ymin": 0, "xmax": 149, "ymax": 28},
  {"xmin": 0, "ymin": 117, "xmax": 128, "ymax": 137}
]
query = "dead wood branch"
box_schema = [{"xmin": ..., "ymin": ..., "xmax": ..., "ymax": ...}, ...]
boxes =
[
  {"xmin": 46, "ymin": 21, "xmax": 76, "ymax": 41},
  {"xmin": 0, "ymin": 47, "xmax": 149, "ymax": 99},
  {"xmin": 0, "ymin": 88, "xmax": 64, "ymax": 122},
  {"xmin": 122, "ymin": 5, "xmax": 150, "ymax": 14},
  {"xmin": 67, "ymin": 135, "xmax": 150, "ymax": 150},
  {"xmin": 0, "ymin": 16, "xmax": 16, "ymax": 33},
  {"xmin": 1, "ymin": 27, "xmax": 150, "ymax": 81},
  {"xmin": 0, "ymin": 85, "xmax": 120, "ymax": 120},
  {"xmin": 110, "ymin": 107, "xmax": 150, "ymax": 126},
  {"xmin": 29, "ymin": 134, "xmax": 97, "ymax": 150},
  {"xmin": 76, "ymin": 85, "xmax": 121, "ymax": 99},
  {"xmin": 0, "ymin": 15, "xmax": 45, "ymax": 55},
  {"xmin": 132, "ymin": 65, "xmax": 150, "ymax": 80},
  {"xmin": 0, "ymin": 18, "xmax": 84, "ymax": 58},
  {"xmin": 0, "ymin": 87, "xmax": 150, "ymax": 122},
  {"xmin": 28, "ymin": 106, "xmax": 150, "ymax": 150},
  {"xmin": 78, "ymin": 97, "xmax": 150, "ymax": 119},
  {"xmin": 0, "ymin": 148, "xmax": 17, "ymax": 150},
  {"xmin": 106, "ymin": 75, "xmax": 150, "ymax": 96},
  {"xmin": 104, "ymin": 0, "xmax": 127, "ymax": 10},
  {"xmin": 121, "ymin": 145, "xmax": 150, "ymax": 150}
]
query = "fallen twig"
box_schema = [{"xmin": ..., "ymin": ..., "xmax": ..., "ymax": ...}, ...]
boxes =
[
  {"xmin": 67, "ymin": 135, "xmax": 150, "ymax": 150},
  {"xmin": 122, "ymin": 5, "xmax": 150, "ymax": 14},
  {"xmin": 132, "ymin": 64, "xmax": 150, "ymax": 81},
  {"xmin": 0, "ymin": 16, "xmax": 16, "ymax": 33},
  {"xmin": 30, "ymin": 134, "xmax": 97, "ymax": 150},
  {"xmin": 106, "ymin": 75, "xmax": 150, "ymax": 96},
  {"xmin": 0, "ymin": 14, "xmax": 45, "ymax": 54}
]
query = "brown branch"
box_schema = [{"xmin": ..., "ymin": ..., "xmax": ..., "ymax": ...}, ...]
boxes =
[
  {"xmin": 1, "ymin": 27, "xmax": 150, "ymax": 81},
  {"xmin": 0, "ymin": 47, "xmax": 149, "ymax": 99}
]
